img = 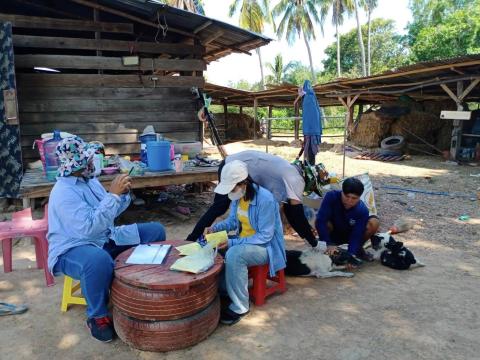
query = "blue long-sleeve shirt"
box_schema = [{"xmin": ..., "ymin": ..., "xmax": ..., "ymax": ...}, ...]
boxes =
[
  {"xmin": 47, "ymin": 176, "xmax": 139, "ymax": 274},
  {"xmin": 315, "ymin": 190, "xmax": 369, "ymax": 255},
  {"xmin": 212, "ymin": 185, "xmax": 286, "ymax": 277}
]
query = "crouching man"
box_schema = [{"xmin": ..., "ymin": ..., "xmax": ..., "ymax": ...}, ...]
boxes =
[
  {"xmin": 315, "ymin": 177, "xmax": 380, "ymax": 270},
  {"xmin": 47, "ymin": 137, "xmax": 166, "ymax": 342}
]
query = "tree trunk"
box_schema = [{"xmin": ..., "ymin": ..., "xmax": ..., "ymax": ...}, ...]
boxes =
[
  {"xmin": 367, "ymin": 9, "xmax": 371, "ymax": 76},
  {"xmin": 303, "ymin": 34, "xmax": 316, "ymax": 82},
  {"xmin": 336, "ymin": 21, "xmax": 341, "ymax": 78},
  {"xmin": 353, "ymin": 0, "xmax": 367, "ymax": 76},
  {"xmin": 256, "ymin": 48, "xmax": 265, "ymax": 90}
]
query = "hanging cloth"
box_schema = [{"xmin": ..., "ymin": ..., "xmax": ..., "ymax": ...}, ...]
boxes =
[{"xmin": 301, "ymin": 80, "xmax": 322, "ymax": 136}]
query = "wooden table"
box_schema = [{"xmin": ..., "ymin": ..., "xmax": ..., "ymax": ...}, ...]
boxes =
[
  {"xmin": 111, "ymin": 240, "xmax": 224, "ymax": 352},
  {"xmin": 19, "ymin": 166, "xmax": 218, "ymax": 207}
]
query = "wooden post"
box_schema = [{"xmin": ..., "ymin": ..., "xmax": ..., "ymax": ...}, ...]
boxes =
[
  {"xmin": 223, "ymin": 101, "xmax": 228, "ymax": 142},
  {"xmin": 268, "ymin": 105, "xmax": 273, "ymax": 140},
  {"xmin": 239, "ymin": 106, "xmax": 243, "ymax": 115},
  {"xmin": 439, "ymin": 78, "xmax": 479, "ymax": 159},
  {"xmin": 338, "ymin": 95, "xmax": 360, "ymax": 178},
  {"xmin": 253, "ymin": 98, "xmax": 258, "ymax": 141},
  {"xmin": 294, "ymin": 104, "xmax": 300, "ymax": 141}
]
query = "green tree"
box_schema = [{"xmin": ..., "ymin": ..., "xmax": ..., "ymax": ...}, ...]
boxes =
[
  {"xmin": 265, "ymin": 53, "xmax": 298, "ymax": 84},
  {"xmin": 229, "ymin": 0, "xmax": 271, "ymax": 89},
  {"xmin": 360, "ymin": 0, "xmax": 378, "ymax": 75},
  {"xmin": 353, "ymin": 0, "xmax": 366, "ymax": 76},
  {"xmin": 322, "ymin": 18, "xmax": 409, "ymax": 77},
  {"xmin": 406, "ymin": 0, "xmax": 476, "ymax": 46},
  {"xmin": 406, "ymin": 0, "xmax": 480, "ymax": 62},
  {"xmin": 273, "ymin": 0, "xmax": 324, "ymax": 82},
  {"xmin": 320, "ymin": 0, "xmax": 354, "ymax": 78},
  {"xmin": 282, "ymin": 61, "xmax": 314, "ymax": 85},
  {"xmin": 411, "ymin": 7, "xmax": 480, "ymax": 61}
]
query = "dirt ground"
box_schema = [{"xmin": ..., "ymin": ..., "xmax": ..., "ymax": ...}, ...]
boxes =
[{"xmin": 1, "ymin": 140, "xmax": 479, "ymax": 360}]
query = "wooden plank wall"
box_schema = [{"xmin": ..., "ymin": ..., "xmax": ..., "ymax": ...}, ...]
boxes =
[{"xmin": 0, "ymin": 13, "xmax": 206, "ymax": 164}]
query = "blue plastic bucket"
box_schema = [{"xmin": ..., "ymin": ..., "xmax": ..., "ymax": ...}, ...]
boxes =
[
  {"xmin": 147, "ymin": 141, "xmax": 171, "ymax": 171},
  {"xmin": 139, "ymin": 134, "xmax": 157, "ymax": 164}
]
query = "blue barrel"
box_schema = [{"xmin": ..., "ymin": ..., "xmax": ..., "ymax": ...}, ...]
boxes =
[
  {"xmin": 139, "ymin": 134, "xmax": 157, "ymax": 164},
  {"xmin": 147, "ymin": 141, "xmax": 171, "ymax": 171}
]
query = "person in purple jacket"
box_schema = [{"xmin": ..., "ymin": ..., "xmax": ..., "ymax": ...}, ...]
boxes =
[{"xmin": 315, "ymin": 177, "xmax": 380, "ymax": 270}]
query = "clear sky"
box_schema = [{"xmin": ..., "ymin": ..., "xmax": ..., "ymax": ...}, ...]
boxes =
[{"xmin": 203, "ymin": 0, "xmax": 412, "ymax": 86}]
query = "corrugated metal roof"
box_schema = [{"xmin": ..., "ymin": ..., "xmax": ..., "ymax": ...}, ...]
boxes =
[
  {"xmin": 206, "ymin": 54, "xmax": 480, "ymax": 107},
  {"xmin": 99, "ymin": 0, "xmax": 271, "ymax": 61}
]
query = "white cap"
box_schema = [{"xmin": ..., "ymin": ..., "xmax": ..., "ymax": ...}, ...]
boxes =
[{"xmin": 214, "ymin": 160, "xmax": 248, "ymax": 195}]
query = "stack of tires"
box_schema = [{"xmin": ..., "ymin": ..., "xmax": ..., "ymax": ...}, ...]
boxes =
[{"xmin": 111, "ymin": 272, "xmax": 220, "ymax": 352}]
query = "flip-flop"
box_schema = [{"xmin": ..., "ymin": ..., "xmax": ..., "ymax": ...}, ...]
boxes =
[{"xmin": 0, "ymin": 302, "xmax": 28, "ymax": 316}]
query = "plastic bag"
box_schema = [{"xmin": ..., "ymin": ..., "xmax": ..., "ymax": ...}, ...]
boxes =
[{"xmin": 170, "ymin": 244, "xmax": 215, "ymax": 274}]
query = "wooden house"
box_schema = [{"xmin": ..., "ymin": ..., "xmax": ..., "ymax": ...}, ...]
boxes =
[{"xmin": 0, "ymin": 0, "xmax": 270, "ymax": 197}]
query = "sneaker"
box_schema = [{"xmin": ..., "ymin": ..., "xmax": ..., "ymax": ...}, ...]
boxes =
[
  {"xmin": 86, "ymin": 316, "xmax": 114, "ymax": 343},
  {"xmin": 220, "ymin": 308, "xmax": 249, "ymax": 326}
]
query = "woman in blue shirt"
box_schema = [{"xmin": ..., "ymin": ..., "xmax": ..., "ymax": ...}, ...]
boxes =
[
  {"xmin": 208, "ymin": 160, "xmax": 286, "ymax": 325},
  {"xmin": 47, "ymin": 137, "xmax": 166, "ymax": 343}
]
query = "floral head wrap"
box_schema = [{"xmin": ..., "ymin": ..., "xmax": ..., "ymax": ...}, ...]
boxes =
[{"xmin": 56, "ymin": 136, "xmax": 96, "ymax": 177}]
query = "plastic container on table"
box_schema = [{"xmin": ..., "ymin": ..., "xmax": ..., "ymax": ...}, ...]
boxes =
[
  {"xmin": 43, "ymin": 130, "xmax": 62, "ymax": 181},
  {"xmin": 147, "ymin": 141, "xmax": 172, "ymax": 171},
  {"xmin": 173, "ymin": 142, "xmax": 202, "ymax": 159},
  {"xmin": 139, "ymin": 134, "xmax": 157, "ymax": 164},
  {"xmin": 33, "ymin": 139, "xmax": 46, "ymax": 174}
]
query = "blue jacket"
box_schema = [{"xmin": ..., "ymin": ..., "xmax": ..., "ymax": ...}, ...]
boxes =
[
  {"xmin": 212, "ymin": 185, "xmax": 286, "ymax": 276},
  {"xmin": 47, "ymin": 176, "xmax": 139, "ymax": 274},
  {"xmin": 301, "ymin": 80, "xmax": 322, "ymax": 136},
  {"xmin": 315, "ymin": 190, "xmax": 369, "ymax": 255}
]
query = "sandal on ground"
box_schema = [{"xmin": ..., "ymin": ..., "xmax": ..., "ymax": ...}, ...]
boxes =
[{"xmin": 0, "ymin": 302, "xmax": 28, "ymax": 316}]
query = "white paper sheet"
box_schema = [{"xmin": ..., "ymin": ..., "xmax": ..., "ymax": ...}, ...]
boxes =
[{"xmin": 126, "ymin": 244, "xmax": 172, "ymax": 265}]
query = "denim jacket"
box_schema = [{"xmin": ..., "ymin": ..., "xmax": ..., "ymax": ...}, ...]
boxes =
[{"xmin": 212, "ymin": 185, "xmax": 286, "ymax": 276}]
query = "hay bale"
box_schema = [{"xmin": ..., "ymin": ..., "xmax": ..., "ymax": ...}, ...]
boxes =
[
  {"xmin": 435, "ymin": 123, "xmax": 453, "ymax": 150},
  {"xmin": 213, "ymin": 113, "xmax": 262, "ymax": 141},
  {"xmin": 351, "ymin": 112, "xmax": 393, "ymax": 148},
  {"xmin": 390, "ymin": 111, "xmax": 442, "ymax": 144}
]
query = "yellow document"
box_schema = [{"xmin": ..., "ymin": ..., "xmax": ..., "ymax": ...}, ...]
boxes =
[
  {"xmin": 205, "ymin": 230, "xmax": 228, "ymax": 247},
  {"xmin": 175, "ymin": 231, "xmax": 228, "ymax": 256},
  {"xmin": 176, "ymin": 242, "xmax": 202, "ymax": 256},
  {"xmin": 170, "ymin": 244, "xmax": 215, "ymax": 274}
]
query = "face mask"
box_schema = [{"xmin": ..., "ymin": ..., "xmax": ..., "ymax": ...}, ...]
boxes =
[
  {"xmin": 228, "ymin": 188, "xmax": 245, "ymax": 201},
  {"xmin": 81, "ymin": 158, "xmax": 96, "ymax": 179}
]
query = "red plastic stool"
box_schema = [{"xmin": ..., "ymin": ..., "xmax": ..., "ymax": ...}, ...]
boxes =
[
  {"xmin": 0, "ymin": 204, "xmax": 54, "ymax": 287},
  {"xmin": 248, "ymin": 264, "xmax": 286, "ymax": 306}
]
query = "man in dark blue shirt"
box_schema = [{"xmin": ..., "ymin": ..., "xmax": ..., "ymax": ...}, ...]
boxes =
[{"xmin": 315, "ymin": 178, "xmax": 379, "ymax": 269}]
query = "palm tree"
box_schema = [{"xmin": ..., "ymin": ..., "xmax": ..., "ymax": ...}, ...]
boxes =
[
  {"xmin": 273, "ymin": 0, "xmax": 324, "ymax": 82},
  {"xmin": 265, "ymin": 53, "xmax": 296, "ymax": 84},
  {"xmin": 353, "ymin": 0, "xmax": 366, "ymax": 76},
  {"xmin": 320, "ymin": 0, "xmax": 354, "ymax": 78},
  {"xmin": 360, "ymin": 0, "xmax": 378, "ymax": 75},
  {"xmin": 161, "ymin": 0, "xmax": 205, "ymax": 14},
  {"xmin": 229, "ymin": 0, "xmax": 271, "ymax": 90}
]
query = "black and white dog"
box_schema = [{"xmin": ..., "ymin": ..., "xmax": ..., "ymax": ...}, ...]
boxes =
[
  {"xmin": 285, "ymin": 242, "xmax": 360, "ymax": 278},
  {"xmin": 368, "ymin": 232, "xmax": 425, "ymax": 270}
]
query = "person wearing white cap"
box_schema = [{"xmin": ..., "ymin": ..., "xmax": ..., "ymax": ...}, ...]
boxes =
[
  {"xmin": 207, "ymin": 160, "xmax": 286, "ymax": 325},
  {"xmin": 187, "ymin": 150, "xmax": 322, "ymax": 252}
]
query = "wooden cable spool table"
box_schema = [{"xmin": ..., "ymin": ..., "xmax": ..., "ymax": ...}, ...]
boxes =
[{"xmin": 112, "ymin": 240, "xmax": 224, "ymax": 352}]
